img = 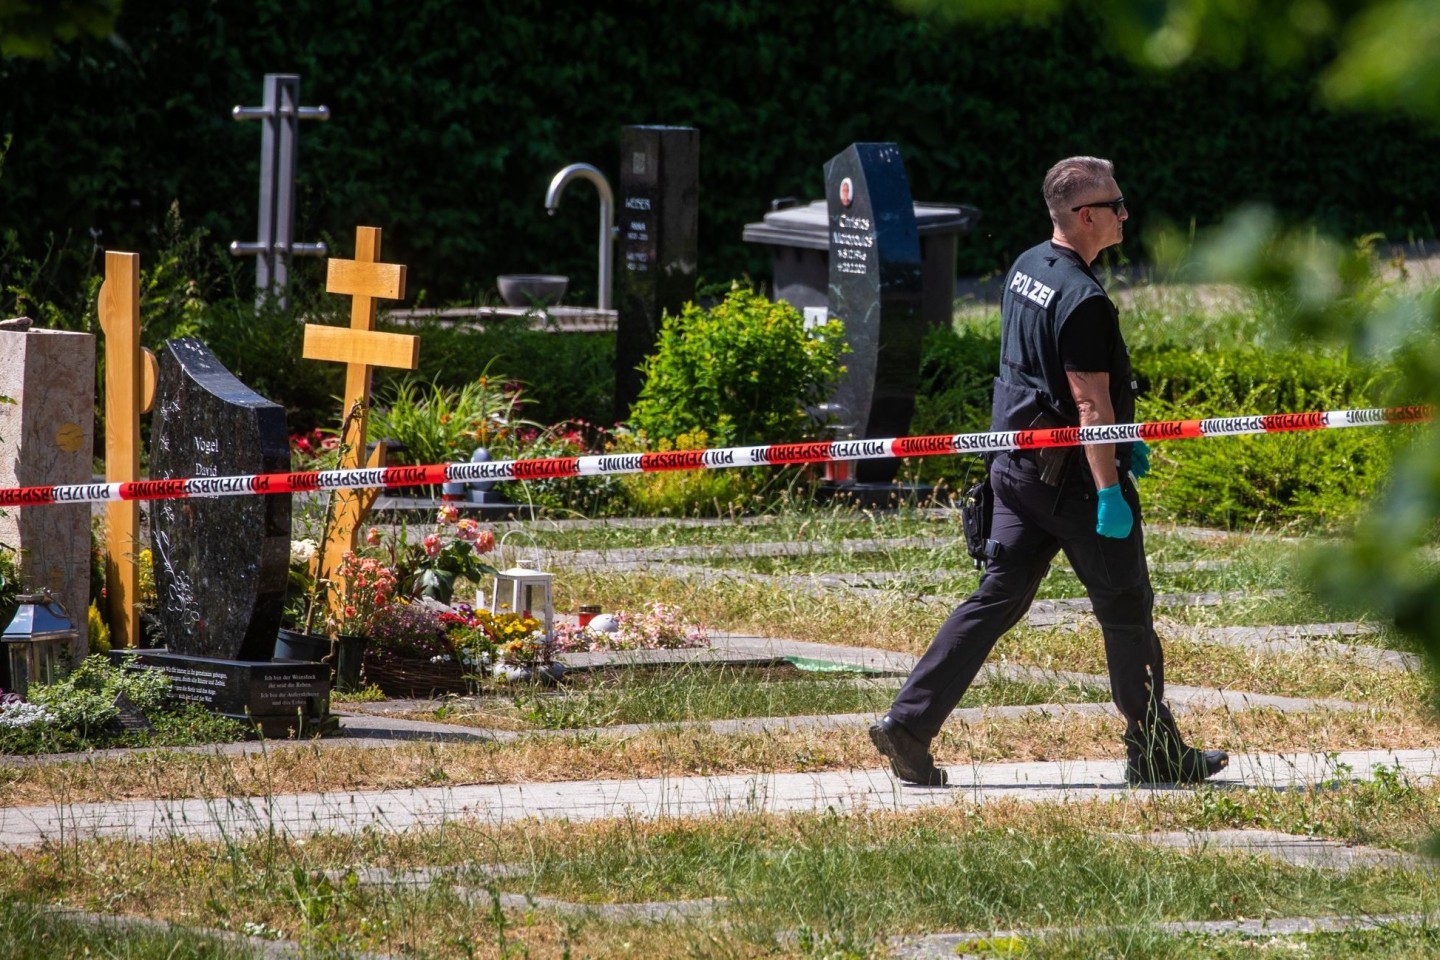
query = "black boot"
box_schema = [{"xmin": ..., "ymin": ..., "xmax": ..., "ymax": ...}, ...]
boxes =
[
  {"xmin": 1124, "ymin": 729, "xmax": 1228, "ymax": 785},
  {"xmin": 869, "ymin": 715, "xmax": 949, "ymax": 786}
]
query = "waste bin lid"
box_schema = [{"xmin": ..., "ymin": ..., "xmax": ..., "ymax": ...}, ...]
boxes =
[{"xmin": 742, "ymin": 200, "xmax": 980, "ymax": 251}]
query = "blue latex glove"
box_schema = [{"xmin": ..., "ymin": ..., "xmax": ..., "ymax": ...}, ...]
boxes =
[
  {"xmin": 1130, "ymin": 440, "xmax": 1151, "ymax": 480},
  {"xmin": 1096, "ymin": 483, "xmax": 1134, "ymax": 539}
]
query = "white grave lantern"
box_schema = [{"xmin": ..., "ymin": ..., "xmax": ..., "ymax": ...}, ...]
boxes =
[{"xmin": 490, "ymin": 560, "xmax": 554, "ymax": 640}]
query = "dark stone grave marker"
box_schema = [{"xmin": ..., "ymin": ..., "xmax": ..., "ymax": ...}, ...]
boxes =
[
  {"xmin": 616, "ymin": 124, "xmax": 699, "ymax": 417},
  {"xmin": 824, "ymin": 142, "xmax": 925, "ymax": 486},
  {"xmin": 114, "ymin": 338, "xmax": 328, "ymax": 736}
]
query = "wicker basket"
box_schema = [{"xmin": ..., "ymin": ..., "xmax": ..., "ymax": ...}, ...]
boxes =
[{"xmin": 364, "ymin": 655, "xmax": 470, "ymax": 698}]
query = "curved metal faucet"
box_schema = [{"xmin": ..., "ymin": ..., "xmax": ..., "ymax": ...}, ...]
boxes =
[{"xmin": 545, "ymin": 163, "xmax": 614, "ymax": 311}]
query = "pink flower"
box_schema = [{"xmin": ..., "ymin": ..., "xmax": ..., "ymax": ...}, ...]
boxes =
[
  {"xmin": 456, "ymin": 518, "xmax": 479, "ymax": 541},
  {"xmin": 423, "ymin": 533, "xmax": 441, "ymax": 557},
  {"xmin": 366, "ymin": 527, "xmax": 382, "ymax": 546},
  {"xmin": 437, "ymin": 504, "xmax": 459, "ymax": 524},
  {"xmin": 474, "ymin": 529, "xmax": 496, "ymax": 554}
]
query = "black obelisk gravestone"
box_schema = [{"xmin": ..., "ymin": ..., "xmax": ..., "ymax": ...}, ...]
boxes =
[
  {"xmin": 824, "ymin": 143, "xmax": 924, "ymax": 484},
  {"xmin": 616, "ymin": 125, "xmax": 699, "ymax": 417},
  {"xmin": 117, "ymin": 339, "xmax": 328, "ymax": 735}
]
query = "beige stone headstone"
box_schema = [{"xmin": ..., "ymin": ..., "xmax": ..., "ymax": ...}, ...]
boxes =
[{"xmin": 0, "ymin": 328, "xmax": 96, "ymax": 657}]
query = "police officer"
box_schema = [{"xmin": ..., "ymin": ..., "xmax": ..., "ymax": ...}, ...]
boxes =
[{"xmin": 869, "ymin": 156, "xmax": 1228, "ymax": 786}]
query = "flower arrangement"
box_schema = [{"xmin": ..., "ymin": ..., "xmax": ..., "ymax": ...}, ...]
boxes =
[
  {"xmin": 367, "ymin": 506, "xmax": 498, "ymax": 606},
  {"xmin": 324, "ymin": 550, "xmax": 398, "ymax": 637},
  {"xmin": 440, "ymin": 603, "xmax": 547, "ymax": 673},
  {"xmin": 364, "ymin": 599, "xmax": 452, "ymax": 665},
  {"xmin": 550, "ymin": 602, "xmax": 709, "ymax": 654}
]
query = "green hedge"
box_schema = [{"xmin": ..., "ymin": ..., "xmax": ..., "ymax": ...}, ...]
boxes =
[
  {"xmin": 911, "ymin": 325, "xmax": 1402, "ymax": 530},
  {"xmin": 3, "ymin": 0, "xmax": 1439, "ymax": 318}
]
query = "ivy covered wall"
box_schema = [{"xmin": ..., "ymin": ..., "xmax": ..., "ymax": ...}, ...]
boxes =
[{"xmin": 3, "ymin": 0, "xmax": 1438, "ymax": 310}]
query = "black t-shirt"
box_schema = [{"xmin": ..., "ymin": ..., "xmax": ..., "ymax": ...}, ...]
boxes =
[{"xmin": 1058, "ymin": 296, "xmax": 1116, "ymax": 373}]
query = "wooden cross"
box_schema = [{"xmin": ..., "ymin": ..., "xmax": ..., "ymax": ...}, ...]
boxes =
[
  {"xmin": 98, "ymin": 251, "xmax": 159, "ymax": 649},
  {"xmin": 302, "ymin": 226, "xmax": 419, "ymax": 615}
]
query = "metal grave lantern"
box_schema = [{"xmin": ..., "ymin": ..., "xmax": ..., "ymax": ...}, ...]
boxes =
[
  {"xmin": 490, "ymin": 560, "xmax": 555, "ymax": 641},
  {"xmin": 2, "ymin": 593, "xmax": 79, "ymax": 698}
]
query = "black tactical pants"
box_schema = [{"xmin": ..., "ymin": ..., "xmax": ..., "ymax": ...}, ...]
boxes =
[{"xmin": 888, "ymin": 453, "xmax": 1177, "ymax": 746}]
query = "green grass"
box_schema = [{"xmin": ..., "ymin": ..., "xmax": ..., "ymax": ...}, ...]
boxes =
[
  {"xmin": 490, "ymin": 507, "xmax": 951, "ymax": 553},
  {"xmin": 0, "ymin": 898, "xmax": 266, "ymax": 960},
  {"xmin": 13, "ymin": 802, "xmax": 1433, "ymax": 958},
  {"xmin": 467, "ymin": 664, "xmax": 1111, "ymax": 730}
]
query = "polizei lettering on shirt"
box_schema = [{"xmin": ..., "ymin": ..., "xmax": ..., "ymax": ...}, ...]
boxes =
[{"xmin": 1008, "ymin": 270, "xmax": 1056, "ymax": 308}]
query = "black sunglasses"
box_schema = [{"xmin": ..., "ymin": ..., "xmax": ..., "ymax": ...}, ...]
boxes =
[{"xmin": 1071, "ymin": 197, "xmax": 1126, "ymax": 213}]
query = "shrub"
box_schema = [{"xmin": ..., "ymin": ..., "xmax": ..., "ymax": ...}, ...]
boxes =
[
  {"xmin": 628, "ymin": 284, "xmax": 847, "ymax": 446},
  {"xmin": 27, "ymin": 654, "xmax": 171, "ymax": 738}
]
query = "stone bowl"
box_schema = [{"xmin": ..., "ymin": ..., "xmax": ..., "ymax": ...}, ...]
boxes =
[{"xmin": 497, "ymin": 274, "xmax": 568, "ymax": 308}]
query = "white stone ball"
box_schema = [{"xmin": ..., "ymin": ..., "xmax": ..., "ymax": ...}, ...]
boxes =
[{"xmin": 587, "ymin": 613, "xmax": 620, "ymax": 633}]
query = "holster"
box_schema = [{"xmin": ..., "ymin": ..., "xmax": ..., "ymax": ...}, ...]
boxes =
[
  {"xmin": 990, "ymin": 377, "xmax": 1076, "ymax": 487},
  {"xmin": 961, "ymin": 475, "xmax": 1001, "ymax": 568}
]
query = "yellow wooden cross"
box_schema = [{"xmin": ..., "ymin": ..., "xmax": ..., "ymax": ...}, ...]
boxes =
[
  {"xmin": 98, "ymin": 251, "xmax": 159, "ymax": 649},
  {"xmin": 303, "ymin": 226, "xmax": 419, "ymax": 620}
]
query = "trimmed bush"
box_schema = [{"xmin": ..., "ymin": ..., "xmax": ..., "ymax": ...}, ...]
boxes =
[{"xmin": 629, "ymin": 285, "xmax": 846, "ymax": 446}]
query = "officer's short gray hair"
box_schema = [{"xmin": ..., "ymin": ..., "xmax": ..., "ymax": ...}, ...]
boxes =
[{"xmin": 1043, "ymin": 157, "xmax": 1115, "ymax": 223}]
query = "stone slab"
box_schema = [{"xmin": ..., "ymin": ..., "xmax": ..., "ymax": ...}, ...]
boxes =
[
  {"xmin": 1170, "ymin": 622, "xmax": 1418, "ymax": 672},
  {"xmin": 1115, "ymin": 828, "xmax": 1427, "ymax": 871},
  {"xmin": 5, "ymin": 747, "xmax": 1437, "ymax": 850},
  {"xmin": 113, "ymin": 649, "xmax": 329, "ymax": 737},
  {"xmin": 891, "ymin": 912, "xmax": 1433, "ymax": 960}
]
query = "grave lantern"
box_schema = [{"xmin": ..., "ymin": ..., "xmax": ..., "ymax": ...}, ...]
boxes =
[
  {"xmin": 2, "ymin": 593, "xmax": 78, "ymax": 699},
  {"xmin": 490, "ymin": 561, "xmax": 555, "ymax": 641}
]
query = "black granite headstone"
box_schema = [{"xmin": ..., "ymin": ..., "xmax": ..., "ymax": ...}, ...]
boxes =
[
  {"xmin": 824, "ymin": 143, "xmax": 925, "ymax": 484},
  {"xmin": 616, "ymin": 125, "xmax": 699, "ymax": 417},
  {"xmin": 150, "ymin": 339, "xmax": 291, "ymax": 660},
  {"xmin": 121, "ymin": 339, "xmax": 329, "ymax": 736}
]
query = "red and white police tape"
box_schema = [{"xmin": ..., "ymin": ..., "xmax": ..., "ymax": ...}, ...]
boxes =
[{"xmin": 2, "ymin": 404, "xmax": 1430, "ymax": 508}]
